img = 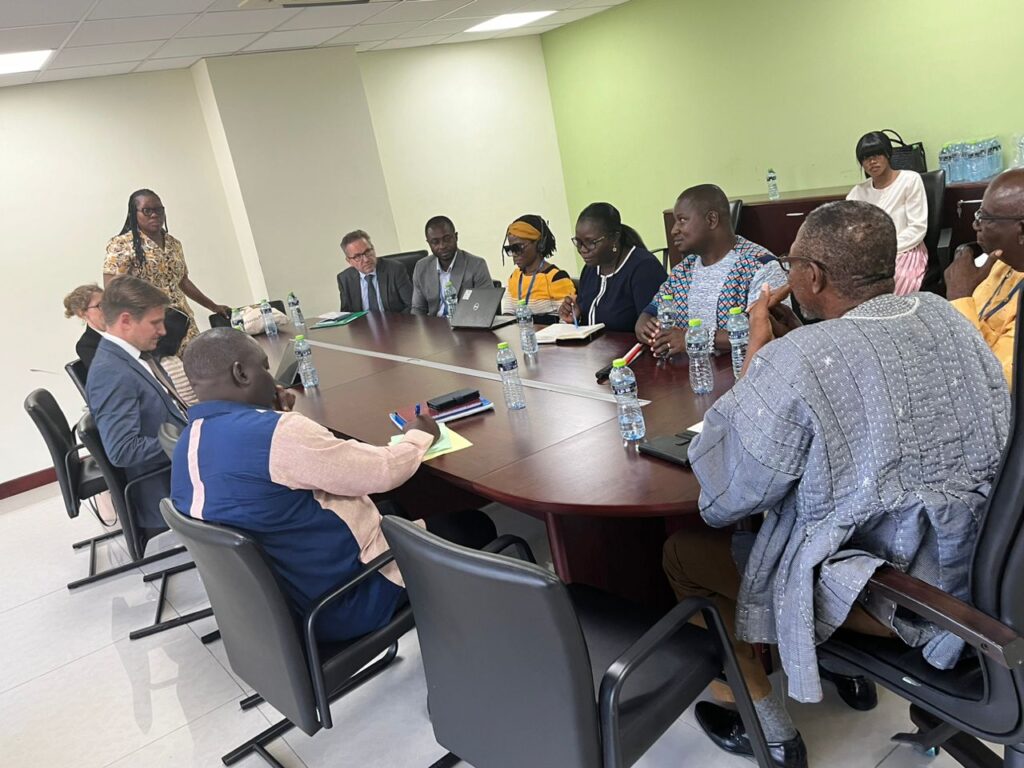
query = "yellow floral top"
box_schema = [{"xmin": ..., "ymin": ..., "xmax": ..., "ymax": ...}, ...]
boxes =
[{"xmin": 103, "ymin": 231, "xmax": 197, "ymax": 346}]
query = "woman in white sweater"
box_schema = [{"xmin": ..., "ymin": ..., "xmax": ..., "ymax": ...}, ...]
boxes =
[{"xmin": 847, "ymin": 131, "xmax": 928, "ymax": 294}]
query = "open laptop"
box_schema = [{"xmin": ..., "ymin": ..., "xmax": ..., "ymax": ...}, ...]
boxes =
[
  {"xmin": 273, "ymin": 340, "xmax": 300, "ymax": 387},
  {"xmin": 450, "ymin": 286, "xmax": 516, "ymax": 329}
]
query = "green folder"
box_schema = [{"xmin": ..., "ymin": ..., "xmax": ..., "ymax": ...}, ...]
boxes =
[{"xmin": 310, "ymin": 311, "xmax": 367, "ymax": 329}]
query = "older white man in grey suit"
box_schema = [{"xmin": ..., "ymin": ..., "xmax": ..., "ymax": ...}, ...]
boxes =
[
  {"xmin": 337, "ymin": 230, "xmax": 413, "ymax": 314},
  {"xmin": 85, "ymin": 276, "xmax": 189, "ymax": 540},
  {"xmin": 411, "ymin": 215, "xmax": 493, "ymax": 316}
]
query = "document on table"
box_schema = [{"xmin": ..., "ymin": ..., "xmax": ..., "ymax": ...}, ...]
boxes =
[{"xmin": 389, "ymin": 423, "xmax": 472, "ymax": 460}]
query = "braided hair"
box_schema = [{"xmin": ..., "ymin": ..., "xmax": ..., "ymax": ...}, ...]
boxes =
[{"xmin": 118, "ymin": 189, "xmax": 168, "ymax": 271}]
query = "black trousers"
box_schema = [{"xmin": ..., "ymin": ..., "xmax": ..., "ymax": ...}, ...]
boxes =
[{"xmin": 375, "ymin": 499, "xmax": 497, "ymax": 551}]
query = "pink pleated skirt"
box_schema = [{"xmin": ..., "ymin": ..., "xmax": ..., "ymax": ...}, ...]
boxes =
[{"xmin": 894, "ymin": 241, "xmax": 929, "ymax": 295}]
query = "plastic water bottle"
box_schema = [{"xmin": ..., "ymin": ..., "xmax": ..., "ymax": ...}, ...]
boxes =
[
  {"xmin": 287, "ymin": 292, "xmax": 305, "ymax": 333},
  {"xmin": 951, "ymin": 142, "xmax": 966, "ymax": 182},
  {"xmin": 609, "ymin": 358, "xmax": 646, "ymax": 442},
  {"xmin": 725, "ymin": 307, "xmax": 749, "ymax": 380},
  {"xmin": 991, "ymin": 138, "xmax": 1003, "ymax": 177},
  {"xmin": 766, "ymin": 168, "xmax": 780, "ymax": 200},
  {"xmin": 496, "ymin": 342, "xmax": 526, "ymax": 410},
  {"xmin": 656, "ymin": 294, "xmax": 676, "ymax": 359},
  {"xmin": 293, "ymin": 335, "xmax": 319, "ymax": 389},
  {"xmin": 685, "ymin": 319, "xmax": 715, "ymax": 395},
  {"xmin": 260, "ymin": 299, "xmax": 278, "ymax": 337},
  {"xmin": 442, "ymin": 280, "xmax": 458, "ymax": 324},
  {"xmin": 938, "ymin": 144, "xmax": 951, "ymax": 179},
  {"xmin": 516, "ymin": 300, "xmax": 538, "ymax": 355},
  {"xmin": 1015, "ymin": 135, "xmax": 1024, "ymax": 169},
  {"xmin": 230, "ymin": 307, "xmax": 244, "ymax": 332}
]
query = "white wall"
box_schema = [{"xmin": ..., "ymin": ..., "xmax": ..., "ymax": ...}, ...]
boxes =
[
  {"xmin": 0, "ymin": 69, "xmax": 246, "ymax": 484},
  {"xmin": 359, "ymin": 36, "xmax": 574, "ymax": 282}
]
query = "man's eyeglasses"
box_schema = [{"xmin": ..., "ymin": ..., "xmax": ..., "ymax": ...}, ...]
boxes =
[
  {"xmin": 503, "ymin": 243, "xmax": 528, "ymax": 256},
  {"xmin": 86, "ymin": 303, "xmax": 102, "ymax": 311},
  {"xmin": 347, "ymin": 247, "xmax": 375, "ymax": 261},
  {"xmin": 427, "ymin": 233, "xmax": 456, "ymax": 247},
  {"xmin": 571, "ymin": 236, "xmax": 607, "ymax": 253},
  {"xmin": 137, "ymin": 206, "xmax": 165, "ymax": 218},
  {"xmin": 777, "ymin": 256, "xmax": 827, "ymax": 274},
  {"xmin": 975, "ymin": 209, "xmax": 1024, "ymax": 225}
]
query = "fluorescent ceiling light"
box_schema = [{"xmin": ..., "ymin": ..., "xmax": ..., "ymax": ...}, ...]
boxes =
[
  {"xmin": 0, "ymin": 49, "xmax": 53, "ymax": 75},
  {"xmin": 465, "ymin": 11, "xmax": 556, "ymax": 33}
]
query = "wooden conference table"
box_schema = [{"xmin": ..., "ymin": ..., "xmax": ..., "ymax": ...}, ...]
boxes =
[{"xmin": 263, "ymin": 313, "xmax": 735, "ymax": 607}]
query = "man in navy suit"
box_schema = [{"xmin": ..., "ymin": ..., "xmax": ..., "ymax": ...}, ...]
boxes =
[
  {"xmin": 337, "ymin": 230, "xmax": 413, "ymax": 313},
  {"xmin": 86, "ymin": 276, "xmax": 188, "ymax": 538}
]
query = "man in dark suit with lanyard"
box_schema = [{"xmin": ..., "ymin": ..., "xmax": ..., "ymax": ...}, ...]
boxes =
[
  {"xmin": 86, "ymin": 276, "xmax": 188, "ymax": 541},
  {"xmin": 337, "ymin": 230, "xmax": 413, "ymax": 313}
]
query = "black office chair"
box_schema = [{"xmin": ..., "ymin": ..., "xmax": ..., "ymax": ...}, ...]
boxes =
[
  {"xmin": 380, "ymin": 250, "xmax": 429, "ymax": 281},
  {"xmin": 920, "ymin": 169, "xmax": 953, "ymax": 294},
  {"xmin": 76, "ymin": 411, "xmax": 212, "ymax": 637},
  {"xmin": 655, "ymin": 199, "xmax": 744, "ymax": 271},
  {"xmin": 24, "ymin": 389, "xmax": 119, "ymax": 589},
  {"xmin": 65, "ymin": 359, "xmax": 88, "ymax": 401},
  {"xmin": 380, "ymin": 516, "xmax": 772, "ymax": 768},
  {"xmin": 210, "ymin": 299, "xmax": 286, "ymax": 328},
  {"xmin": 159, "ymin": 498, "xmax": 415, "ymax": 767},
  {"xmin": 818, "ymin": 291, "xmax": 1024, "ymax": 768}
]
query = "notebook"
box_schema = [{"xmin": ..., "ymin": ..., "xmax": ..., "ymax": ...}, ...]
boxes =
[{"xmin": 535, "ymin": 323, "xmax": 605, "ymax": 344}]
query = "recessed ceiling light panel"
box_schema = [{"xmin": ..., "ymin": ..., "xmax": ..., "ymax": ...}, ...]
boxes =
[
  {"xmin": 465, "ymin": 11, "xmax": 556, "ymax": 33},
  {"xmin": 0, "ymin": 49, "xmax": 53, "ymax": 76}
]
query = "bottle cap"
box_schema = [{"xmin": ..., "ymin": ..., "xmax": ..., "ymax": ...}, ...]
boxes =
[
  {"xmin": 295, "ymin": 335, "xmax": 305, "ymax": 341},
  {"xmin": 518, "ymin": 299, "xmax": 526, "ymax": 306},
  {"xmin": 688, "ymin": 318, "xmax": 702, "ymax": 327},
  {"xmin": 661, "ymin": 294, "xmax": 672, "ymax": 301},
  {"xmin": 497, "ymin": 342, "xmax": 510, "ymax": 350},
  {"xmin": 612, "ymin": 358, "xmax": 626, "ymax": 368},
  {"xmin": 728, "ymin": 306, "xmax": 743, "ymax": 315}
]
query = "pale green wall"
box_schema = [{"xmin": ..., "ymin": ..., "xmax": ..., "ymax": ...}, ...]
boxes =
[{"xmin": 542, "ymin": 0, "xmax": 1023, "ymax": 250}]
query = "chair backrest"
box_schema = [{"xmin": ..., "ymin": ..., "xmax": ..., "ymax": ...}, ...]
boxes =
[
  {"xmin": 159, "ymin": 499, "xmax": 322, "ymax": 734},
  {"xmin": 972, "ymin": 290, "xmax": 1024, "ymax": 632},
  {"xmin": 919, "ymin": 170, "xmax": 946, "ymax": 291},
  {"xmin": 65, "ymin": 360, "xmax": 88, "ymax": 402},
  {"xmin": 24, "ymin": 389, "xmax": 83, "ymax": 519},
  {"xmin": 76, "ymin": 411, "xmax": 145, "ymax": 559},
  {"xmin": 729, "ymin": 198, "xmax": 743, "ymax": 231},
  {"xmin": 381, "ymin": 517, "xmax": 602, "ymax": 768},
  {"xmin": 158, "ymin": 421, "xmax": 182, "ymax": 460},
  {"xmin": 380, "ymin": 250, "xmax": 428, "ymax": 280}
]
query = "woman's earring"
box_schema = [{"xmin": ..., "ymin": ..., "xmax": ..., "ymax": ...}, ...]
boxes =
[{"xmin": 612, "ymin": 246, "xmax": 618, "ymax": 253}]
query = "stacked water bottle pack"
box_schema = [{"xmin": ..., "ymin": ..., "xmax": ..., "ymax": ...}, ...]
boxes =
[{"xmin": 938, "ymin": 138, "xmax": 1004, "ymax": 183}]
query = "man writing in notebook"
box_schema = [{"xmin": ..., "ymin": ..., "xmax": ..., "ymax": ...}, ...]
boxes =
[
  {"xmin": 945, "ymin": 168, "xmax": 1024, "ymax": 384},
  {"xmin": 171, "ymin": 329, "xmax": 495, "ymax": 641}
]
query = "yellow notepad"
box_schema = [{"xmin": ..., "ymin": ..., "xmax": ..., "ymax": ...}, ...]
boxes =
[{"xmin": 390, "ymin": 424, "xmax": 472, "ymax": 460}]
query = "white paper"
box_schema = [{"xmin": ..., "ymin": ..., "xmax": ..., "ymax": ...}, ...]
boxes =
[
  {"xmin": 318, "ymin": 311, "xmax": 352, "ymax": 320},
  {"xmin": 688, "ymin": 421, "xmax": 704, "ymax": 434},
  {"xmin": 975, "ymin": 253, "xmax": 989, "ymax": 268}
]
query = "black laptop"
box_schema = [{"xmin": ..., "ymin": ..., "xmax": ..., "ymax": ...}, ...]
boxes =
[
  {"xmin": 450, "ymin": 286, "xmax": 516, "ymax": 329},
  {"xmin": 273, "ymin": 340, "xmax": 300, "ymax": 386}
]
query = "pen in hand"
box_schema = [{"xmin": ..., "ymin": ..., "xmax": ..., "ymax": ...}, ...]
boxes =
[{"xmin": 571, "ymin": 297, "xmax": 579, "ymax": 328}]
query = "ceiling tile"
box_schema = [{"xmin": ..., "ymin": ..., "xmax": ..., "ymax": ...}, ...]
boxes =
[
  {"xmin": 373, "ymin": 34, "xmax": 451, "ymax": 50},
  {"xmin": 325, "ymin": 22, "xmax": 427, "ymax": 44},
  {"xmin": 548, "ymin": 5, "xmax": 612, "ymax": 22},
  {"xmin": 89, "ymin": 0, "xmax": 215, "ymax": 20},
  {"xmin": 0, "ymin": 24, "xmax": 75, "ymax": 55},
  {"xmin": 206, "ymin": 0, "xmax": 265, "ymax": 9},
  {"xmin": 440, "ymin": 30, "xmax": 499, "ymax": 43},
  {"xmin": 152, "ymin": 32, "xmax": 261, "ymax": 58},
  {"xmin": 400, "ymin": 17, "xmax": 490, "ymax": 37},
  {"xmin": 440, "ymin": 0, "xmax": 523, "ymax": 20},
  {"xmin": 0, "ymin": 71, "xmax": 38, "ymax": 87},
  {"xmin": 516, "ymin": 0, "xmax": 581, "ymax": 9},
  {"xmin": 177, "ymin": 8, "xmax": 298, "ymax": 37},
  {"xmin": 276, "ymin": 3, "xmax": 395, "ymax": 31},
  {"xmin": 354, "ymin": 41, "xmax": 384, "ymax": 52},
  {"xmin": 0, "ymin": 0, "xmax": 94, "ymax": 28},
  {"xmin": 495, "ymin": 23, "xmax": 561, "ymax": 36},
  {"xmin": 67, "ymin": 15, "xmax": 196, "ymax": 47},
  {"xmin": 51, "ymin": 40, "xmax": 163, "ymax": 67},
  {"xmin": 134, "ymin": 56, "xmax": 200, "ymax": 71},
  {"xmin": 37, "ymin": 61, "xmax": 139, "ymax": 81},
  {"xmin": 571, "ymin": 0, "xmax": 628, "ymax": 7},
  {"xmin": 243, "ymin": 27, "xmax": 350, "ymax": 52},
  {"xmin": 370, "ymin": 0, "xmax": 476, "ymax": 23}
]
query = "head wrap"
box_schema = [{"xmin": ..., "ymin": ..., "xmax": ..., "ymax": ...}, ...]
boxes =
[{"xmin": 507, "ymin": 220, "xmax": 542, "ymax": 241}]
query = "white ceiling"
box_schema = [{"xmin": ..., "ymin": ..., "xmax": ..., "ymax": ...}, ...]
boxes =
[{"xmin": 0, "ymin": 0, "xmax": 629, "ymax": 88}]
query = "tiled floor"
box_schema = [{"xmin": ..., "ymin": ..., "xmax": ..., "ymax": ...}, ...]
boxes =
[{"xmin": 0, "ymin": 484, "xmax": 978, "ymax": 767}]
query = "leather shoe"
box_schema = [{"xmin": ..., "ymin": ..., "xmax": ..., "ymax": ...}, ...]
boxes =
[
  {"xmin": 694, "ymin": 701, "xmax": 808, "ymax": 768},
  {"xmin": 819, "ymin": 667, "xmax": 878, "ymax": 711}
]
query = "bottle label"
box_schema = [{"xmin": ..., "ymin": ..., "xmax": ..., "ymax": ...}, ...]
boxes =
[{"xmin": 497, "ymin": 361, "xmax": 518, "ymax": 373}]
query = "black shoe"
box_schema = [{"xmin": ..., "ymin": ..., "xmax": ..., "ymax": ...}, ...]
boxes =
[
  {"xmin": 819, "ymin": 667, "xmax": 878, "ymax": 711},
  {"xmin": 694, "ymin": 701, "xmax": 808, "ymax": 768}
]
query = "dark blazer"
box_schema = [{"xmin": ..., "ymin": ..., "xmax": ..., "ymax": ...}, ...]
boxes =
[
  {"xmin": 410, "ymin": 250, "xmax": 493, "ymax": 316},
  {"xmin": 76, "ymin": 325, "xmax": 102, "ymax": 373},
  {"xmin": 85, "ymin": 337, "xmax": 188, "ymax": 529},
  {"xmin": 337, "ymin": 258, "xmax": 413, "ymax": 314}
]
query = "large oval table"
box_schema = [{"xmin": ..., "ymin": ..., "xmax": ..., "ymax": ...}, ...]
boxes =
[{"xmin": 265, "ymin": 313, "xmax": 735, "ymax": 606}]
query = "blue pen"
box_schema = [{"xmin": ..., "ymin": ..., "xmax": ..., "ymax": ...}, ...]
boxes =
[
  {"xmin": 415, "ymin": 403, "xmax": 421, "ymax": 416},
  {"xmin": 572, "ymin": 297, "xmax": 579, "ymax": 328}
]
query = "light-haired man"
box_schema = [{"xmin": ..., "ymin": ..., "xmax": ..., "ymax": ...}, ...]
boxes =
[{"xmin": 337, "ymin": 229, "xmax": 413, "ymax": 314}]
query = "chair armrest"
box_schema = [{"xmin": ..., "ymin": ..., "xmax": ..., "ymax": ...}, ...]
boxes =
[
  {"xmin": 867, "ymin": 566, "xmax": 1024, "ymax": 669},
  {"xmin": 598, "ymin": 597, "xmax": 772, "ymax": 768},
  {"xmin": 124, "ymin": 465, "xmax": 171, "ymax": 512},
  {"xmin": 937, "ymin": 228, "xmax": 953, "ymax": 271},
  {"xmin": 482, "ymin": 534, "xmax": 536, "ymax": 563},
  {"xmin": 303, "ymin": 552, "xmax": 396, "ymax": 730}
]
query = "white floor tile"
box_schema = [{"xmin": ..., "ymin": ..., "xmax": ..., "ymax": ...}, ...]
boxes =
[{"xmin": 0, "ymin": 627, "xmax": 242, "ymax": 768}]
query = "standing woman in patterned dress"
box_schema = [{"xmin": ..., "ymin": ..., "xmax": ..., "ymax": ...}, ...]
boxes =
[{"xmin": 103, "ymin": 189, "xmax": 231, "ymax": 349}]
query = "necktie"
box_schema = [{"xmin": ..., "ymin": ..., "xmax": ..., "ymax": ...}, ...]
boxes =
[
  {"xmin": 142, "ymin": 353, "xmax": 189, "ymax": 418},
  {"xmin": 366, "ymin": 274, "xmax": 381, "ymax": 312}
]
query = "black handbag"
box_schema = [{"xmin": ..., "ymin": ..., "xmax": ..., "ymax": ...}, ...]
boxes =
[{"xmin": 882, "ymin": 129, "xmax": 927, "ymax": 173}]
